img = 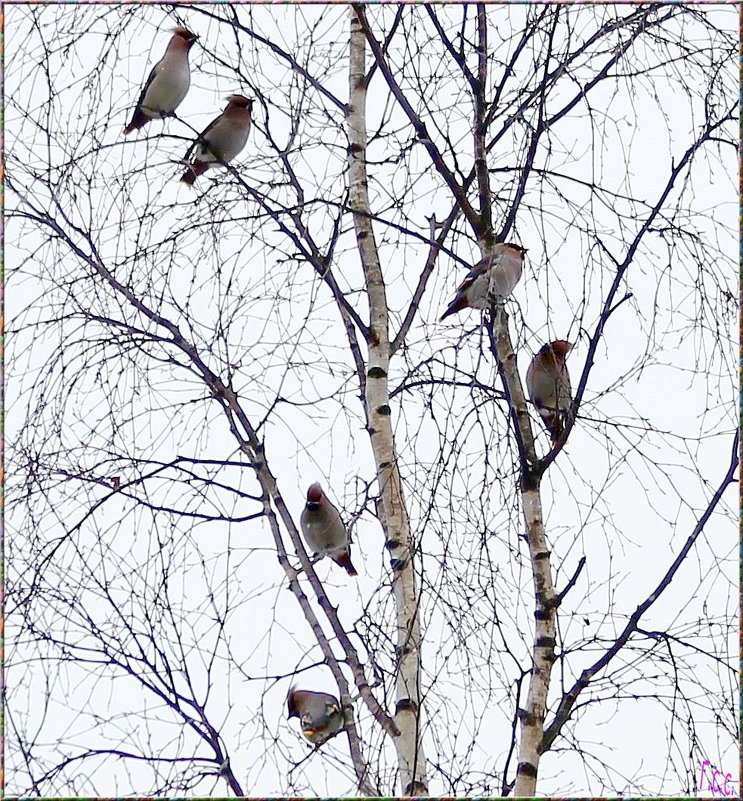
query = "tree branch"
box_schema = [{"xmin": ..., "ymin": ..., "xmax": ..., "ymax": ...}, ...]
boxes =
[{"xmin": 542, "ymin": 429, "xmax": 739, "ymax": 753}]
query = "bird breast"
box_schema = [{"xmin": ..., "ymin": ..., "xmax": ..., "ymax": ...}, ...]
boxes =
[
  {"xmin": 529, "ymin": 364, "xmax": 571, "ymax": 409},
  {"xmin": 488, "ymin": 250, "xmax": 522, "ymax": 298},
  {"xmin": 205, "ymin": 116, "xmax": 250, "ymax": 162},
  {"xmin": 301, "ymin": 507, "xmax": 345, "ymax": 553},
  {"xmin": 464, "ymin": 251, "xmax": 522, "ymax": 308},
  {"xmin": 142, "ymin": 52, "xmax": 190, "ymax": 116}
]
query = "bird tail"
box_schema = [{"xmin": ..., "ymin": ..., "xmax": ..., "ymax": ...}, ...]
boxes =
[
  {"xmin": 439, "ymin": 294, "xmax": 467, "ymax": 321},
  {"xmin": 179, "ymin": 162, "xmax": 209, "ymax": 185},
  {"xmin": 546, "ymin": 413, "xmax": 564, "ymax": 446},
  {"xmin": 545, "ymin": 408, "xmax": 574, "ymax": 446},
  {"xmin": 123, "ymin": 110, "xmax": 149, "ymax": 136},
  {"xmin": 332, "ymin": 551, "xmax": 358, "ymax": 576}
]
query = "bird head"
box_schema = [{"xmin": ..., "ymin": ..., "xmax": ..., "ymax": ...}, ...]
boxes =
[
  {"xmin": 306, "ymin": 482, "xmax": 323, "ymax": 510},
  {"xmin": 502, "ymin": 242, "xmax": 528, "ymax": 255},
  {"xmin": 550, "ymin": 340, "xmax": 573, "ymax": 358},
  {"xmin": 173, "ymin": 27, "xmax": 198, "ymax": 46},
  {"xmin": 306, "ymin": 483, "xmax": 323, "ymax": 501},
  {"xmin": 287, "ymin": 687, "xmax": 301, "ymax": 719},
  {"xmin": 225, "ymin": 95, "xmax": 254, "ymax": 109}
]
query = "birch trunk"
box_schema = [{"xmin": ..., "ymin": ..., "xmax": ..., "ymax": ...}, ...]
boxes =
[
  {"xmin": 347, "ymin": 9, "xmax": 428, "ymax": 796},
  {"xmin": 471, "ymin": 3, "xmax": 556, "ymax": 788},
  {"xmin": 491, "ymin": 310, "xmax": 558, "ymax": 797}
]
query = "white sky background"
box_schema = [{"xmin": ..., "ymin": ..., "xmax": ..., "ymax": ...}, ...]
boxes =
[{"xmin": 5, "ymin": 3, "xmax": 738, "ymax": 797}]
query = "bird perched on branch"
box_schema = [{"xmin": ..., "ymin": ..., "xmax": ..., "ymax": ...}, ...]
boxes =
[
  {"xmin": 526, "ymin": 340, "xmax": 574, "ymax": 446},
  {"xmin": 439, "ymin": 242, "xmax": 527, "ymax": 321},
  {"xmin": 287, "ymin": 687, "xmax": 345, "ymax": 745},
  {"xmin": 179, "ymin": 94, "xmax": 253, "ymax": 185},
  {"xmin": 300, "ymin": 483, "xmax": 358, "ymax": 576},
  {"xmin": 123, "ymin": 27, "xmax": 198, "ymax": 135}
]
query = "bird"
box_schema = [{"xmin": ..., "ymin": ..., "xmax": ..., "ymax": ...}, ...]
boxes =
[
  {"xmin": 439, "ymin": 243, "xmax": 527, "ymax": 321},
  {"xmin": 526, "ymin": 339, "xmax": 574, "ymax": 446},
  {"xmin": 123, "ymin": 27, "xmax": 198, "ymax": 135},
  {"xmin": 299, "ymin": 483, "xmax": 358, "ymax": 576},
  {"xmin": 287, "ymin": 687, "xmax": 345, "ymax": 745},
  {"xmin": 179, "ymin": 95, "xmax": 253, "ymax": 185}
]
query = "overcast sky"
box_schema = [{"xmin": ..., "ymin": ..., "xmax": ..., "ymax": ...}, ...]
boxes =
[{"xmin": 5, "ymin": 3, "xmax": 738, "ymax": 796}]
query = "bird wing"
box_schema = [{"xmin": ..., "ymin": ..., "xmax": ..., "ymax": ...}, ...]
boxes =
[
  {"xmin": 324, "ymin": 699, "xmax": 341, "ymax": 718},
  {"xmin": 133, "ymin": 56, "xmax": 164, "ymax": 114},
  {"xmin": 455, "ymin": 255, "xmax": 491, "ymax": 292},
  {"xmin": 560, "ymin": 365, "xmax": 573, "ymax": 403},
  {"xmin": 183, "ymin": 115, "xmax": 222, "ymax": 161}
]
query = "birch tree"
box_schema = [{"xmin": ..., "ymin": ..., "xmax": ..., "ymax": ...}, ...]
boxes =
[{"xmin": 6, "ymin": 4, "xmax": 738, "ymax": 796}]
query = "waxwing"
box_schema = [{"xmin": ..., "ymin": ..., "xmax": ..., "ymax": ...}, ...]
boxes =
[
  {"xmin": 440, "ymin": 243, "xmax": 527, "ymax": 321},
  {"xmin": 526, "ymin": 340, "xmax": 574, "ymax": 446},
  {"xmin": 124, "ymin": 27, "xmax": 198, "ymax": 135},
  {"xmin": 179, "ymin": 95, "xmax": 253, "ymax": 185},
  {"xmin": 287, "ymin": 687, "xmax": 345, "ymax": 745},
  {"xmin": 300, "ymin": 483, "xmax": 358, "ymax": 576}
]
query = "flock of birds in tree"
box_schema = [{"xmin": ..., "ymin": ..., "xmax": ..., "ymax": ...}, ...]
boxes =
[
  {"xmin": 124, "ymin": 27, "xmax": 253, "ymax": 184},
  {"xmin": 124, "ymin": 25, "xmax": 575, "ymax": 748}
]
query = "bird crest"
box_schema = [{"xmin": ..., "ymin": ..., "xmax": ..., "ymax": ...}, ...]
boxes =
[
  {"xmin": 172, "ymin": 27, "xmax": 198, "ymax": 44},
  {"xmin": 225, "ymin": 94, "xmax": 253, "ymax": 108},
  {"xmin": 549, "ymin": 340, "xmax": 573, "ymax": 358}
]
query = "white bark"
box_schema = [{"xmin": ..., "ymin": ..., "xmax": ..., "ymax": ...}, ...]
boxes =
[
  {"xmin": 491, "ymin": 306, "xmax": 558, "ymax": 797},
  {"xmin": 347, "ymin": 9, "xmax": 428, "ymax": 796},
  {"xmin": 472, "ymin": 3, "xmax": 556, "ymax": 785}
]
